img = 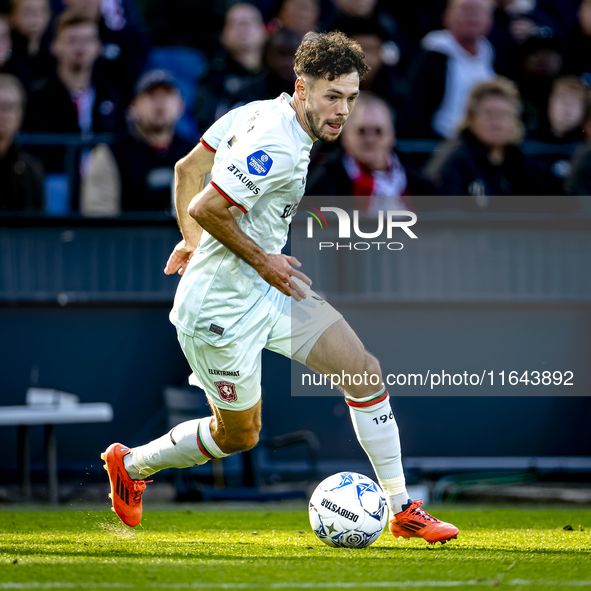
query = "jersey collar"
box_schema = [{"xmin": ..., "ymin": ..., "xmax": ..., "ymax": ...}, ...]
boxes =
[{"xmin": 278, "ymin": 93, "xmax": 314, "ymax": 148}]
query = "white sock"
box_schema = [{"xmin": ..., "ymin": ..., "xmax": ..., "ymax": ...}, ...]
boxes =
[
  {"xmin": 123, "ymin": 417, "xmax": 228, "ymax": 479},
  {"xmin": 346, "ymin": 386, "xmax": 409, "ymax": 514}
]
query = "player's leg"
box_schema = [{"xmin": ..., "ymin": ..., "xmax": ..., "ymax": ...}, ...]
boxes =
[
  {"xmin": 123, "ymin": 399, "xmax": 261, "ymax": 479},
  {"xmin": 265, "ymin": 288, "xmax": 407, "ymax": 507},
  {"xmin": 102, "ymin": 329, "xmax": 264, "ymax": 527},
  {"xmin": 305, "ymin": 319, "xmax": 458, "ymax": 543},
  {"xmin": 304, "ymin": 319, "xmax": 409, "ymax": 512},
  {"xmin": 272, "ymin": 280, "xmax": 458, "ymax": 543},
  {"xmin": 102, "ymin": 402, "xmax": 261, "ymax": 527}
]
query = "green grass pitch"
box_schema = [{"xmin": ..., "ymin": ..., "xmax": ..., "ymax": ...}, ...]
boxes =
[{"xmin": 1, "ymin": 504, "xmax": 590, "ymax": 590}]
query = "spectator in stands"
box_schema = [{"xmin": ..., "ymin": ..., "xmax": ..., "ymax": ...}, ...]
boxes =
[
  {"xmin": 81, "ymin": 69, "xmax": 192, "ymax": 216},
  {"xmin": 335, "ymin": 16, "xmax": 410, "ymax": 117},
  {"xmin": 425, "ymin": 77, "xmax": 542, "ymax": 206},
  {"xmin": 565, "ymin": 107, "xmax": 591, "ymax": 196},
  {"xmin": 0, "ymin": 13, "xmax": 21, "ymax": 77},
  {"xmin": 329, "ymin": 0, "xmax": 415, "ymax": 65},
  {"xmin": 489, "ymin": 0, "xmax": 558, "ymax": 79},
  {"xmin": 565, "ymin": 0, "xmax": 591, "ymax": 87},
  {"xmin": 60, "ymin": 0, "xmax": 150, "ymax": 101},
  {"xmin": 532, "ymin": 76, "xmax": 588, "ymax": 143},
  {"xmin": 0, "ymin": 74, "xmax": 44, "ymax": 211},
  {"xmin": 195, "ymin": 3, "xmax": 267, "ymax": 132},
  {"xmin": 10, "ymin": 0, "xmax": 54, "ymax": 87},
  {"xmin": 515, "ymin": 34, "xmax": 567, "ymax": 135},
  {"xmin": 268, "ymin": 0, "xmax": 319, "ymax": 37},
  {"xmin": 306, "ymin": 93, "xmax": 422, "ymax": 213},
  {"xmin": 24, "ymin": 10, "xmax": 125, "ymax": 172},
  {"xmin": 526, "ymin": 76, "xmax": 588, "ymax": 195},
  {"xmin": 404, "ymin": 0, "xmax": 496, "ymax": 139}
]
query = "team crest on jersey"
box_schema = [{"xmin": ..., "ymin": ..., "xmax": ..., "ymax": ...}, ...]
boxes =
[
  {"xmin": 215, "ymin": 381, "xmax": 237, "ymax": 403},
  {"xmin": 247, "ymin": 150, "xmax": 273, "ymax": 176}
]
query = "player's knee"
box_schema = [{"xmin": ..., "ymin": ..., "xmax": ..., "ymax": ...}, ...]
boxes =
[
  {"xmin": 218, "ymin": 425, "xmax": 260, "ymax": 454},
  {"xmin": 347, "ymin": 352, "xmax": 383, "ymax": 398}
]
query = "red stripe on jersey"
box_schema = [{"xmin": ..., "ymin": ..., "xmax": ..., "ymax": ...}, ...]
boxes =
[
  {"xmin": 200, "ymin": 138, "xmax": 216, "ymax": 152},
  {"xmin": 211, "ymin": 182, "xmax": 247, "ymax": 214},
  {"xmin": 346, "ymin": 390, "xmax": 388, "ymax": 408}
]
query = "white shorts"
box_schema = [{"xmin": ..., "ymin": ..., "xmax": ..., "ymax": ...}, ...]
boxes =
[{"xmin": 176, "ymin": 280, "xmax": 342, "ymax": 412}]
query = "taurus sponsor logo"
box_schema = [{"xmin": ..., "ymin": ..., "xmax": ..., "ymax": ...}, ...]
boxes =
[
  {"xmin": 227, "ymin": 163, "xmax": 261, "ymax": 195},
  {"xmin": 215, "ymin": 381, "xmax": 237, "ymax": 403},
  {"xmin": 247, "ymin": 150, "xmax": 273, "ymax": 176},
  {"xmin": 320, "ymin": 497, "xmax": 359, "ymax": 523},
  {"xmin": 208, "ymin": 368, "xmax": 240, "ymax": 377}
]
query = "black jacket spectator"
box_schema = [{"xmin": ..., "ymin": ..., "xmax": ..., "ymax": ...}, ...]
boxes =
[
  {"xmin": 426, "ymin": 128, "xmax": 542, "ymax": 205},
  {"xmin": 0, "ymin": 144, "xmax": 44, "ymax": 211},
  {"xmin": 195, "ymin": 4, "xmax": 267, "ymax": 131},
  {"xmin": 24, "ymin": 71, "xmax": 125, "ymax": 170},
  {"xmin": 0, "ymin": 73, "xmax": 44, "ymax": 212},
  {"xmin": 26, "ymin": 71, "xmax": 124, "ymax": 134}
]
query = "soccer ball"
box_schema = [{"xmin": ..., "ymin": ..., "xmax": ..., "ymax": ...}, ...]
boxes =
[{"xmin": 308, "ymin": 472, "xmax": 388, "ymax": 548}]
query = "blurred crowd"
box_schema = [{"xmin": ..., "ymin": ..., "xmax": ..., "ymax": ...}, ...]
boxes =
[{"xmin": 2, "ymin": 0, "xmax": 591, "ymax": 215}]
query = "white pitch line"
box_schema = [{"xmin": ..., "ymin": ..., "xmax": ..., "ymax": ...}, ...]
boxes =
[{"xmin": 1, "ymin": 581, "xmax": 591, "ymax": 589}]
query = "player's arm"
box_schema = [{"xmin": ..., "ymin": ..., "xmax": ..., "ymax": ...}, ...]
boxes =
[
  {"xmin": 188, "ymin": 184, "xmax": 311, "ymax": 301},
  {"xmin": 164, "ymin": 142, "xmax": 215, "ymax": 276}
]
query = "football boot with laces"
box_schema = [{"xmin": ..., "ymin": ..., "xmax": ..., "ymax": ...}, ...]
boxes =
[
  {"xmin": 101, "ymin": 443, "xmax": 150, "ymax": 527},
  {"xmin": 389, "ymin": 499, "xmax": 459, "ymax": 544}
]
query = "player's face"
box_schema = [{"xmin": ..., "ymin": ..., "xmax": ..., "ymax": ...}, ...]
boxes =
[{"xmin": 305, "ymin": 72, "xmax": 360, "ymax": 143}]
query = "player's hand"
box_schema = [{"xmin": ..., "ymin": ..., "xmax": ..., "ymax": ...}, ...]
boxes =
[
  {"xmin": 257, "ymin": 255, "xmax": 312, "ymax": 301},
  {"xmin": 164, "ymin": 240, "xmax": 197, "ymax": 276}
]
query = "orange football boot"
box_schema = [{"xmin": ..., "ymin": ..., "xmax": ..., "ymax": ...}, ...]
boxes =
[
  {"xmin": 389, "ymin": 499, "xmax": 459, "ymax": 544},
  {"xmin": 101, "ymin": 443, "xmax": 150, "ymax": 527}
]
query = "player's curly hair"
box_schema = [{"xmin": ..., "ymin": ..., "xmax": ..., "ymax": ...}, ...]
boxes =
[{"xmin": 293, "ymin": 31, "xmax": 370, "ymax": 82}]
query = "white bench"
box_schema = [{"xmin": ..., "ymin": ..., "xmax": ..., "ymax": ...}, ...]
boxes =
[{"xmin": 0, "ymin": 388, "xmax": 113, "ymax": 503}]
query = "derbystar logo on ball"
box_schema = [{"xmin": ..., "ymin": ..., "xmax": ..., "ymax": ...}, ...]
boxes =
[{"xmin": 247, "ymin": 150, "xmax": 273, "ymax": 176}]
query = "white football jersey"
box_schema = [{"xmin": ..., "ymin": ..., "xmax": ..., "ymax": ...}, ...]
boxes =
[{"xmin": 170, "ymin": 93, "xmax": 314, "ymax": 345}]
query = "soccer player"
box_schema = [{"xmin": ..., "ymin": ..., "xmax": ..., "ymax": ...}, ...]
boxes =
[{"xmin": 102, "ymin": 31, "xmax": 459, "ymax": 544}]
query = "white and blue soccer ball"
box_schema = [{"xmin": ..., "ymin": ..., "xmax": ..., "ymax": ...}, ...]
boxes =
[{"xmin": 308, "ymin": 472, "xmax": 388, "ymax": 548}]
